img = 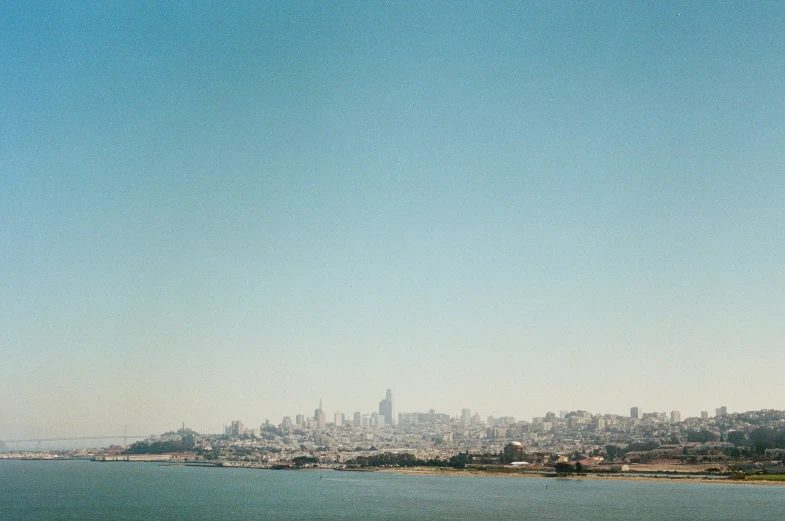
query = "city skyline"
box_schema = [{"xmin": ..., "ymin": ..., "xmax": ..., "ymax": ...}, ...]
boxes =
[
  {"xmin": 2, "ymin": 2, "xmax": 784, "ymax": 440},
  {"xmin": 0, "ymin": 387, "xmax": 744, "ymax": 443}
]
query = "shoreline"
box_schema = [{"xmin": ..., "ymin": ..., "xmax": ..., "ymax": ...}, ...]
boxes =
[
  {"xmin": 374, "ymin": 467, "xmax": 785, "ymax": 486},
  {"xmin": 6, "ymin": 458, "xmax": 784, "ymax": 486}
]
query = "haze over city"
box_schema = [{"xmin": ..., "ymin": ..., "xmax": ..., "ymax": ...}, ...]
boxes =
[{"xmin": 2, "ymin": 2, "xmax": 784, "ymax": 441}]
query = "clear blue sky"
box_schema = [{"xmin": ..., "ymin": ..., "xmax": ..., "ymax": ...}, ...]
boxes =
[{"xmin": 2, "ymin": 1, "xmax": 784, "ymax": 439}]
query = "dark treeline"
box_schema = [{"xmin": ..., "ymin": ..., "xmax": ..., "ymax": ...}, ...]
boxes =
[
  {"xmin": 747, "ymin": 427, "xmax": 785, "ymax": 455},
  {"xmin": 605, "ymin": 426, "xmax": 785, "ymax": 461},
  {"xmin": 346, "ymin": 452, "xmax": 471, "ymax": 469},
  {"xmin": 122, "ymin": 436, "xmax": 195, "ymax": 455},
  {"xmin": 683, "ymin": 427, "xmax": 785, "ymax": 455},
  {"xmin": 292, "ymin": 456, "xmax": 318, "ymax": 467}
]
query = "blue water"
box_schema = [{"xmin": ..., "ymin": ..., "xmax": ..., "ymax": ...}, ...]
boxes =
[{"xmin": 0, "ymin": 460, "xmax": 782, "ymax": 520}]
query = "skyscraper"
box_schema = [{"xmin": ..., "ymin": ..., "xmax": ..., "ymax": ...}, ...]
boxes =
[
  {"xmin": 315, "ymin": 399, "xmax": 326, "ymax": 428},
  {"xmin": 378, "ymin": 389, "xmax": 396, "ymax": 427},
  {"xmin": 630, "ymin": 406, "xmax": 640, "ymax": 419},
  {"xmin": 225, "ymin": 420, "xmax": 244, "ymax": 437},
  {"xmin": 670, "ymin": 410, "xmax": 681, "ymax": 424}
]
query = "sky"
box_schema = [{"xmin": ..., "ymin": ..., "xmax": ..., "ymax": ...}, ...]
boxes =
[{"xmin": 1, "ymin": 1, "xmax": 784, "ymax": 441}]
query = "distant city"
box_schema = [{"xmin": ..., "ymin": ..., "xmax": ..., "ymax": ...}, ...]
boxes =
[{"xmin": 3, "ymin": 389, "xmax": 785, "ymax": 478}]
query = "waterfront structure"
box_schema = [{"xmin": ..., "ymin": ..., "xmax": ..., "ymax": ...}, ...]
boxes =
[{"xmin": 95, "ymin": 453, "xmax": 190, "ymax": 462}]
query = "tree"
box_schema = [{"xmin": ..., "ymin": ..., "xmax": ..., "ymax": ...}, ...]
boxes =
[
  {"xmin": 605, "ymin": 445, "xmax": 621, "ymax": 461},
  {"xmin": 628, "ymin": 441, "xmax": 660, "ymax": 452},
  {"xmin": 122, "ymin": 438, "xmax": 194, "ymax": 455},
  {"xmin": 448, "ymin": 452, "xmax": 469, "ymax": 469},
  {"xmin": 727, "ymin": 431, "xmax": 747, "ymax": 447},
  {"xmin": 554, "ymin": 462, "xmax": 575, "ymax": 475},
  {"xmin": 687, "ymin": 429, "xmax": 718, "ymax": 443},
  {"xmin": 292, "ymin": 456, "xmax": 318, "ymax": 467},
  {"xmin": 574, "ymin": 461, "xmax": 585, "ymax": 474},
  {"xmin": 750, "ymin": 427, "xmax": 777, "ymax": 455}
]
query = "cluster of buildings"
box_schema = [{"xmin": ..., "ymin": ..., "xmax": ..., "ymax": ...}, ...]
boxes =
[
  {"xmin": 629, "ymin": 406, "xmax": 729, "ymax": 425},
  {"xmin": 164, "ymin": 394, "xmax": 783, "ymax": 469},
  {"xmin": 8, "ymin": 392, "xmax": 783, "ymax": 472},
  {"xmin": 269, "ymin": 390, "xmax": 397, "ymax": 434}
]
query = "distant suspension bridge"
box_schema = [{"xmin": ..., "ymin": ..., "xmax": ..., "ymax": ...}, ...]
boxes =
[{"xmin": 0, "ymin": 428, "xmax": 148, "ymax": 451}]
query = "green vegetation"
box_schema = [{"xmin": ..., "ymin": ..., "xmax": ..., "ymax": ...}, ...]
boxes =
[
  {"xmin": 744, "ymin": 474, "xmax": 785, "ymax": 482},
  {"xmin": 686, "ymin": 430, "xmax": 719, "ymax": 443},
  {"xmin": 605, "ymin": 445, "xmax": 622, "ymax": 461},
  {"xmin": 123, "ymin": 437, "xmax": 194, "ymax": 455},
  {"xmin": 603, "ymin": 441, "xmax": 661, "ymax": 462},
  {"xmin": 749, "ymin": 427, "xmax": 785, "ymax": 455},
  {"xmin": 626, "ymin": 441, "xmax": 660, "ymax": 452},
  {"xmin": 292, "ymin": 456, "xmax": 319, "ymax": 467},
  {"xmin": 554, "ymin": 462, "xmax": 575, "ymax": 476},
  {"xmin": 197, "ymin": 448, "xmax": 221, "ymax": 460},
  {"xmin": 346, "ymin": 451, "xmax": 471, "ymax": 469},
  {"xmin": 229, "ymin": 447, "xmax": 257, "ymax": 457},
  {"xmin": 726, "ymin": 431, "xmax": 746, "ymax": 447}
]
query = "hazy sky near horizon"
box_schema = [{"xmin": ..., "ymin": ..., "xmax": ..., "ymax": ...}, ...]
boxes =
[{"xmin": 2, "ymin": 1, "xmax": 784, "ymax": 440}]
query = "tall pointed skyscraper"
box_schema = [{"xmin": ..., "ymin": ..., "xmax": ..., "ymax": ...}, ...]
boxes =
[
  {"xmin": 315, "ymin": 399, "xmax": 326, "ymax": 428},
  {"xmin": 378, "ymin": 389, "xmax": 395, "ymax": 427}
]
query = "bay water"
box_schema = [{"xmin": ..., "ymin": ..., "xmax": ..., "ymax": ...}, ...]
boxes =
[{"xmin": 1, "ymin": 460, "xmax": 782, "ymax": 520}]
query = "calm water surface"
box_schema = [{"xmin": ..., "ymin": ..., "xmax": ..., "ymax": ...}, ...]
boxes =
[{"xmin": 1, "ymin": 460, "xmax": 782, "ymax": 520}]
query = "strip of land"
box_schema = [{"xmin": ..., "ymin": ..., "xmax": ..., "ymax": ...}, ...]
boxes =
[{"xmin": 374, "ymin": 466, "xmax": 785, "ymax": 485}]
